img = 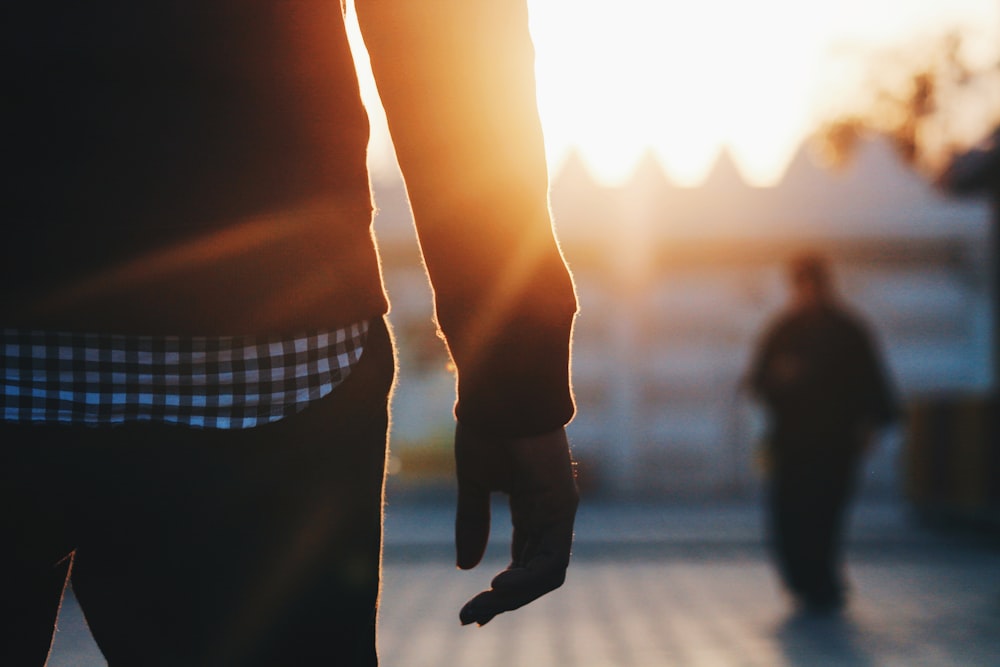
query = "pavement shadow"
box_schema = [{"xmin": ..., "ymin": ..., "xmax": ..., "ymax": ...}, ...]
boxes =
[{"xmin": 774, "ymin": 610, "xmax": 876, "ymax": 667}]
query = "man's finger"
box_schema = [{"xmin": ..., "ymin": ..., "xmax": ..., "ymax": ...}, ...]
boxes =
[
  {"xmin": 455, "ymin": 485, "xmax": 491, "ymax": 570},
  {"xmin": 490, "ymin": 555, "xmax": 567, "ymax": 595},
  {"xmin": 460, "ymin": 583, "xmax": 539, "ymax": 626},
  {"xmin": 458, "ymin": 554, "xmax": 569, "ymax": 626},
  {"xmin": 459, "ymin": 589, "xmax": 502, "ymax": 626}
]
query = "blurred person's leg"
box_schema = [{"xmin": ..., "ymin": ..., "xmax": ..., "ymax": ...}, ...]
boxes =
[
  {"xmin": 70, "ymin": 317, "xmax": 394, "ymax": 667},
  {"xmin": 799, "ymin": 454, "xmax": 855, "ymax": 609},
  {"xmin": 767, "ymin": 461, "xmax": 810, "ymax": 598},
  {"xmin": 769, "ymin": 448, "xmax": 854, "ymax": 611}
]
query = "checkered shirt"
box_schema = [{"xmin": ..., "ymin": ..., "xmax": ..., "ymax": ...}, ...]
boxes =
[{"xmin": 1, "ymin": 321, "xmax": 369, "ymax": 429}]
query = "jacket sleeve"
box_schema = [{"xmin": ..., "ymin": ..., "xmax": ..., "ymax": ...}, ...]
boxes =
[{"xmin": 356, "ymin": 0, "xmax": 577, "ymax": 437}]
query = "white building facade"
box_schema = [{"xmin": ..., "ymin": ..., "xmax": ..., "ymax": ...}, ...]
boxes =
[{"xmin": 375, "ymin": 139, "xmax": 993, "ymax": 499}]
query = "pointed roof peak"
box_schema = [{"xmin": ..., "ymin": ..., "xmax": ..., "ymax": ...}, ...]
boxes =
[
  {"xmin": 776, "ymin": 138, "xmax": 839, "ymax": 189},
  {"xmin": 551, "ymin": 148, "xmax": 601, "ymax": 192},
  {"xmin": 701, "ymin": 147, "xmax": 750, "ymax": 190},
  {"xmin": 623, "ymin": 149, "xmax": 674, "ymax": 191}
]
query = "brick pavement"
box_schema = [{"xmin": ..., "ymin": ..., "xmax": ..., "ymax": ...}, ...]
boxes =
[
  {"xmin": 377, "ymin": 547, "xmax": 1000, "ymax": 667},
  {"xmin": 47, "ymin": 501, "xmax": 1000, "ymax": 666}
]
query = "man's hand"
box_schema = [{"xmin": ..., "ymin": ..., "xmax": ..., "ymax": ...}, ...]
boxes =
[{"xmin": 454, "ymin": 423, "xmax": 578, "ymax": 626}]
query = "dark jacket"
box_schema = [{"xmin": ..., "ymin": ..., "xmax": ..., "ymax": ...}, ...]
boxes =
[
  {"xmin": 1, "ymin": 0, "xmax": 576, "ymax": 437},
  {"xmin": 748, "ymin": 302, "xmax": 897, "ymax": 443}
]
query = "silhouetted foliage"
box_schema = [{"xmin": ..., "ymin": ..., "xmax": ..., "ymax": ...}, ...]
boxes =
[{"xmin": 814, "ymin": 31, "xmax": 1000, "ymax": 178}]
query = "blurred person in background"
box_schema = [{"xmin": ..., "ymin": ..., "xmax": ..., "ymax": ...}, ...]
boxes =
[
  {"xmin": 746, "ymin": 253, "xmax": 897, "ymax": 613},
  {"xmin": 0, "ymin": 1, "xmax": 578, "ymax": 665}
]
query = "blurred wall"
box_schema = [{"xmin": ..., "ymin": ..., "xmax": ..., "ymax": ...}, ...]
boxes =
[{"xmin": 374, "ymin": 138, "xmax": 993, "ymax": 499}]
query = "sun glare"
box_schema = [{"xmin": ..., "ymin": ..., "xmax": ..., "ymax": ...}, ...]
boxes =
[
  {"xmin": 527, "ymin": 0, "xmax": 1000, "ymax": 187},
  {"xmin": 347, "ymin": 0, "xmax": 1000, "ymax": 189}
]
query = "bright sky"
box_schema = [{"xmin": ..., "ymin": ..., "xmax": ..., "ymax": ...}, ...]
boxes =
[{"xmin": 349, "ymin": 0, "xmax": 1000, "ymax": 187}]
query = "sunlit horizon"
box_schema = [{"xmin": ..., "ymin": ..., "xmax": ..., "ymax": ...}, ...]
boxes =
[{"xmin": 348, "ymin": 0, "xmax": 1000, "ymax": 188}]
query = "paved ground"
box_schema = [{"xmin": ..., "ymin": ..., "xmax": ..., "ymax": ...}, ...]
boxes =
[{"xmin": 47, "ymin": 499, "xmax": 1000, "ymax": 666}]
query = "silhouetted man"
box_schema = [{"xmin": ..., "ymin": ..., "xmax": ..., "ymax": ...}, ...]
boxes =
[
  {"xmin": 0, "ymin": 2, "xmax": 578, "ymax": 665},
  {"xmin": 747, "ymin": 254, "xmax": 897, "ymax": 612}
]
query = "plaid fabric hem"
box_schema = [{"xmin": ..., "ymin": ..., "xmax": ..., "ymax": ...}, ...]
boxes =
[{"xmin": 1, "ymin": 321, "xmax": 369, "ymax": 429}]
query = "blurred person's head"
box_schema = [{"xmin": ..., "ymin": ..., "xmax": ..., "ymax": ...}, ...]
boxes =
[{"xmin": 787, "ymin": 253, "xmax": 834, "ymax": 308}]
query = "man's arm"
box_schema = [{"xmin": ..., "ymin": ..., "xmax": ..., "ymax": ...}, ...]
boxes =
[
  {"xmin": 356, "ymin": 0, "xmax": 576, "ymax": 439},
  {"xmin": 356, "ymin": 0, "xmax": 578, "ymax": 623}
]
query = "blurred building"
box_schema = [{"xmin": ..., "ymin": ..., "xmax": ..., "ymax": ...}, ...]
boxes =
[{"xmin": 373, "ymin": 138, "xmax": 993, "ymax": 499}]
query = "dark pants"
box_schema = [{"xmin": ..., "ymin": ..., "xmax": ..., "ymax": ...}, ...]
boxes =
[
  {"xmin": 767, "ymin": 434, "xmax": 859, "ymax": 609},
  {"xmin": 0, "ymin": 318, "xmax": 394, "ymax": 666}
]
